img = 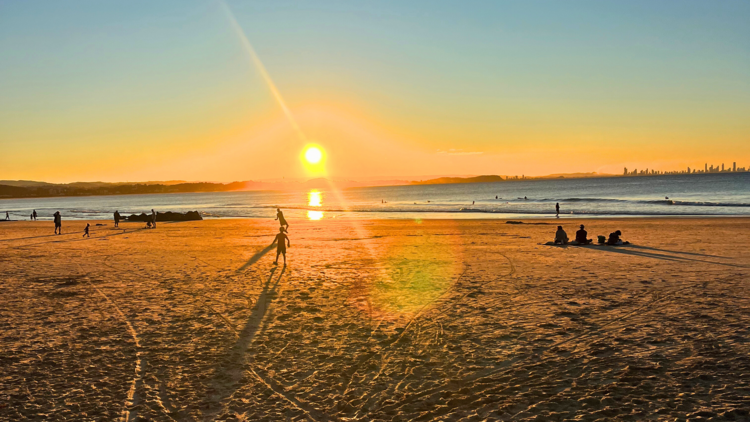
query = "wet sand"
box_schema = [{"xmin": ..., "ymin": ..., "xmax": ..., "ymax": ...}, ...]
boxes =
[{"xmin": 1, "ymin": 218, "xmax": 749, "ymax": 421}]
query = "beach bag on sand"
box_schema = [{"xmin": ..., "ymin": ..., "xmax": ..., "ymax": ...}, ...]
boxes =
[{"xmin": 597, "ymin": 235, "xmax": 606, "ymax": 244}]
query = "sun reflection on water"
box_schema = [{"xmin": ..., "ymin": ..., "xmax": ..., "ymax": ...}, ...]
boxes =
[
  {"xmin": 307, "ymin": 210, "xmax": 324, "ymax": 220},
  {"xmin": 308, "ymin": 190, "xmax": 322, "ymax": 207},
  {"xmin": 307, "ymin": 190, "xmax": 323, "ymax": 220}
]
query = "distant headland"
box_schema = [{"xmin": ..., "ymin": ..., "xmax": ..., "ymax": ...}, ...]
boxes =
[{"xmin": 1, "ymin": 166, "xmax": 747, "ymax": 199}]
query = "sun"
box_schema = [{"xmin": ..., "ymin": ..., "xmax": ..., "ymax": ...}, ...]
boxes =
[
  {"xmin": 304, "ymin": 146, "xmax": 322, "ymax": 164},
  {"xmin": 300, "ymin": 144, "xmax": 326, "ymax": 176}
]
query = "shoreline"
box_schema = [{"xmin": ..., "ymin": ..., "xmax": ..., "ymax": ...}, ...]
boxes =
[{"xmin": 3, "ymin": 214, "xmax": 750, "ymax": 223}]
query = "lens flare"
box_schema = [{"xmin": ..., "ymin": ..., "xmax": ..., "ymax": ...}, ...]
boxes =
[{"xmin": 305, "ymin": 147, "xmax": 322, "ymax": 164}]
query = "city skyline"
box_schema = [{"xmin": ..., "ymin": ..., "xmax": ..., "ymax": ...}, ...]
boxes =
[{"xmin": 624, "ymin": 161, "xmax": 749, "ymax": 177}]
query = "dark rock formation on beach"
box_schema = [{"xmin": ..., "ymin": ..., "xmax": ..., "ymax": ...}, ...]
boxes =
[{"xmin": 126, "ymin": 211, "xmax": 202, "ymax": 222}]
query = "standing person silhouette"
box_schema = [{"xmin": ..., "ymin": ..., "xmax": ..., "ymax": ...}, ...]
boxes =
[
  {"xmin": 273, "ymin": 227, "xmax": 290, "ymax": 266},
  {"xmin": 114, "ymin": 210, "xmax": 121, "ymax": 228},
  {"xmin": 4, "ymin": 211, "xmax": 9, "ymax": 220},
  {"xmin": 32, "ymin": 210, "xmax": 37, "ymax": 221},
  {"xmin": 83, "ymin": 223, "xmax": 90, "ymax": 238},
  {"xmin": 151, "ymin": 209, "xmax": 157, "ymax": 229},
  {"xmin": 555, "ymin": 202, "xmax": 560, "ymax": 217},
  {"xmin": 275, "ymin": 208, "xmax": 289, "ymax": 231},
  {"xmin": 53, "ymin": 211, "xmax": 62, "ymax": 234}
]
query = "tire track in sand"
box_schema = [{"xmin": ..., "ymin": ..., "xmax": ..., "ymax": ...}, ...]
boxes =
[
  {"xmin": 74, "ymin": 263, "xmax": 151, "ymax": 422},
  {"xmin": 204, "ymin": 267, "xmax": 334, "ymax": 422},
  {"xmin": 379, "ymin": 281, "xmax": 704, "ymax": 419},
  {"xmin": 353, "ymin": 252, "xmax": 516, "ymax": 418}
]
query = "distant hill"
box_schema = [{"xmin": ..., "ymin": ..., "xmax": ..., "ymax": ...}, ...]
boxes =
[
  {"xmin": 412, "ymin": 175, "xmax": 506, "ymax": 185},
  {"xmin": 0, "ymin": 178, "xmax": 410, "ymax": 199},
  {"xmin": 0, "ymin": 173, "xmax": 618, "ymax": 199},
  {"xmin": 0, "ymin": 181, "xmax": 244, "ymax": 199},
  {"xmin": 0, "ymin": 180, "xmax": 56, "ymax": 187}
]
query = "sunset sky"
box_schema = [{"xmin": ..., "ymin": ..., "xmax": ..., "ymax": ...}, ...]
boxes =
[{"xmin": 1, "ymin": 0, "xmax": 749, "ymax": 183}]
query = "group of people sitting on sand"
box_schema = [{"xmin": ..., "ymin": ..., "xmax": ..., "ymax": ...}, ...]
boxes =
[{"xmin": 554, "ymin": 224, "xmax": 629, "ymax": 246}]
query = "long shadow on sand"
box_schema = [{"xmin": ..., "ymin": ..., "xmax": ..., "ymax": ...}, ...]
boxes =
[
  {"xmin": 556, "ymin": 244, "xmax": 747, "ymax": 268},
  {"xmin": 5, "ymin": 221, "xmax": 185, "ymax": 249},
  {"xmin": 0, "ymin": 233, "xmax": 77, "ymax": 242},
  {"xmin": 237, "ymin": 243, "xmax": 276, "ymax": 272},
  {"xmin": 203, "ymin": 266, "xmax": 286, "ymax": 415},
  {"xmin": 623, "ymin": 244, "xmax": 730, "ymax": 259}
]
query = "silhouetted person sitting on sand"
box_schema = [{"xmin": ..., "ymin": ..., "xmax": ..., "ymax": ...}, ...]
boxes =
[
  {"xmin": 273, "ymin": 227, "xmax": 290, "ymax": 266},
  {"xmin": 83, "ymin": 223, "xmax": 90, "ymax": 238},
  {"xmin": 146, "ymin": 221, "xmax": 152, "ymax": 229},
  {"xmin": 114, "ymin": 210, "xmax": 121, "ymax": 228},
  {"xmin": 606, "ymin": 230, "xmax": 629, "ymax": 245},
  {"xmin": 554, "ymin": 225, "xmax": 568, "ymax": 245},
  {"xmin": 276, "ymin": 208, "xmax": 289, "ymax": 230},
  {"xmin": 53, "ymin": 211, "xmax": 62, "ymax": 234},
  {"xmin": 574, "ymin": 224, "xmax": 592, "ymax": 244},
  {"xmin": 151, "ymin": 209, "xmax": 157, "ymax": 228},
  {"xmin": 33, "ymin": 210, "xmax": 37, "ymax": 221}
]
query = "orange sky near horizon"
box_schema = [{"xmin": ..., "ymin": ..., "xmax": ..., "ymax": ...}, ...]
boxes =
[{"xmin": 1, "ymin": 1, "xmax": 749, "ymax": 183}]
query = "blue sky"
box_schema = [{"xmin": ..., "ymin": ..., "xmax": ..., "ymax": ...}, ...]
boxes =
[{"xmin": 1, "ymin": 0, "xmax": 748, "ymax": 181}]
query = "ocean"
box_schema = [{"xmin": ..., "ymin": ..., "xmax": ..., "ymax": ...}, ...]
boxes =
[{"xmin": 1, "ymin": 173, "xmax": 749, "ymax": 221}]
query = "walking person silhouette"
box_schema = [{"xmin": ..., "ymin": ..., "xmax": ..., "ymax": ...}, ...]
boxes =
[
  {"xmin": 556, "ymin": 202, "xmax": 560, "ymax": 217},
  {"xmin": 276, "ymin": 208, "xmax": 289, "ymax": 231},
  {"xmin": 53, "ymin": 211, "xmax": 62, "ymax": 234},
  {"xmin": 273, "ymin": 227, "xmax": 290, "ymax": 266}
]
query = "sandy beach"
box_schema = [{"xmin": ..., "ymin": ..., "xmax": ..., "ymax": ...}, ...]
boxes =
[{"xmin": 1, "ymin": 217, "xmax": 749, "ymax": 421}]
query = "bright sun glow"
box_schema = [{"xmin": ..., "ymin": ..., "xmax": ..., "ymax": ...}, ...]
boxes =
[
  {"xmin": 300, "ymin": 144, "xmax": 326, "ymax": 177},
  {"xmin": 305, "ymin": 147, "xmax": 322, "ymax": 164}
]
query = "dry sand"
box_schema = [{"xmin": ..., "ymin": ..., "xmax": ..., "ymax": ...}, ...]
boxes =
[{"xmin": 1, "ymin": 217, "xmax": 749, "ymax": 421}]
